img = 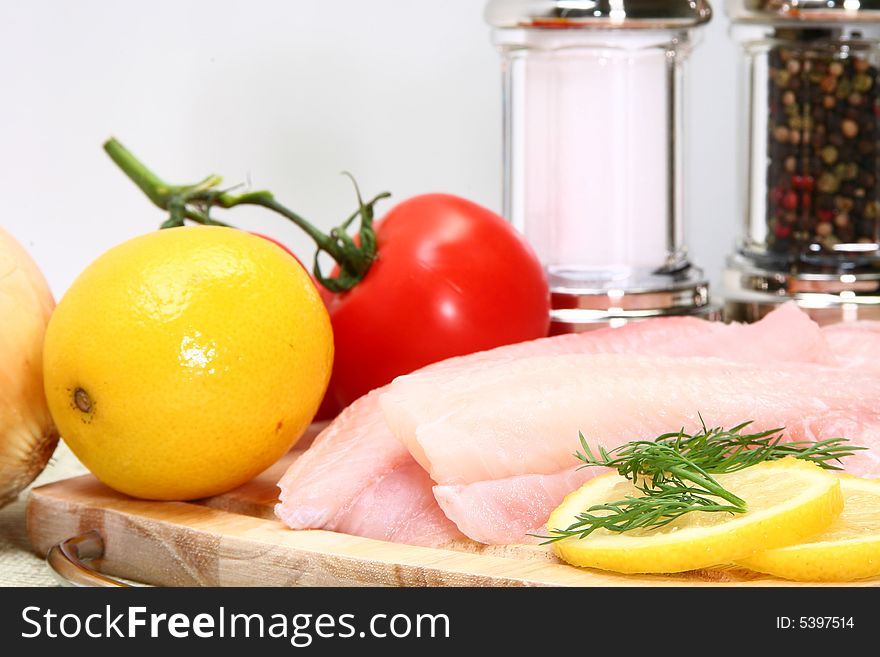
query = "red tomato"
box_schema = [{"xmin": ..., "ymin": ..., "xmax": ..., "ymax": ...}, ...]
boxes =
[{"xmin": 323, "ymin": 194, "xmax": 549, "ymax": 408}]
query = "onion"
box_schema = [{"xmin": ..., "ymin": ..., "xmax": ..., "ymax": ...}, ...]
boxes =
[{"xmin": 0, "ymin": 227, "xmax": 57, "ymax": 508}]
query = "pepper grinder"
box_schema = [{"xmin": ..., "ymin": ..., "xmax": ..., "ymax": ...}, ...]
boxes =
[
  {"xmin": 485, "ymin": 0, "xmax": 717, "ymax": 333},
  {"xmin": 725, "ymin": 1, "xmax": 880, "ymax": 324}
]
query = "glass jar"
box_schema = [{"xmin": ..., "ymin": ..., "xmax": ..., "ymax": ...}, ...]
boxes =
[
  {"xmin": 725, "ymin": 0, "xmax": 880, "ymax": 323},
  {"xmin": 485, "ymin": 0, "xmax": 716, "ymax": 332}
]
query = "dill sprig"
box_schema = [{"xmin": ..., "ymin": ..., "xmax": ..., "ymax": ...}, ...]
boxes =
[{"xmin": 542, "ymin": 419, "xmax": 866, "ymax": 543}]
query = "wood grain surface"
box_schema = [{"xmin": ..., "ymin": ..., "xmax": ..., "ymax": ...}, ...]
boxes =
[{"xmin": 26, "ymin": 448, "xmax": 880, "ymax": 587}]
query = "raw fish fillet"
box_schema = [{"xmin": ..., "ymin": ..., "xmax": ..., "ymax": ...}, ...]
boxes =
[
  {"xmin": 379, "ymin": 304, "xmax": 834, "ymax": 433},
  {"xmin": 328, "ymin": 459, "xmax": 464, "ymax": 546},
  {"xmin": 432, "ymin": 467, "xmax": 597, "ymax": 545},
  {"xmin": 638, "ymin": 301, "xmax": 835, "ymax": 364},
  {"xmin": 275, "ymin": 391, "xmax": 412, "ymax": 525},
  {"xmin": 381, "ymin": 354, "xmax": 880, "ymax": 486},
  {"xmin": 822, "ymin": 321, "xmax": 880, "ymax": 370},
  {"xmin": 273, "ymin": 390, "xmax": 465, "ymax": 545},
  {"xmin": 429, "ymin": 316, "xmax": 880, "ymax": 544},
  {"xmin": 277, "ymin": 304, "xmax": 836, "ymax": 545},
  {"xmin": 276, "ymin": 315, "xmax": 714, "ymax": 539}
]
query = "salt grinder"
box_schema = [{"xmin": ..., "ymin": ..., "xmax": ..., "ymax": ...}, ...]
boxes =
[
  {"xmin": 485, "ymin": 0, "xmax": 716, "ymax": 333},
  {"xmin": 725, "ymin": 1, "xmax": 880, "ymax": 323}
]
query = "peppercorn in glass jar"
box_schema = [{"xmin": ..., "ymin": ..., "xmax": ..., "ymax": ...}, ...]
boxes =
[{"xmin": 725, "ymin": 1, "xmax": 880, "ymax": 323}]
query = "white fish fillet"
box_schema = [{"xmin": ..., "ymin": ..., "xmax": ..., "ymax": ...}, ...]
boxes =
[
  {"xmin": 275, "ymin": 395, "xmax": 461, "ymax": 544},
  {"xmin": 381, "ymin": 354, "xmax": 880, "ymax": 486},
  {"xmin": 430, "ymin": 316, "xmax": 880, "ymax": 544},
  {"xmin": 276, "ymin": 314, "xmax": 715, "ymax": 538},
  {"xmin": 822, "ymin": 321, "xmax": 880, "ymax": 369},
  {"xmin": 432, "ymin": 467, "xmax": 598, "ymax": 545},
  {"xmin": 277, "ymin": 303, "xmax": 838, "ymax": 545},
  {"xmin": 327, "ymin": 459, "xmax": 464, "ymax": 546},
  {"xmin": 426, "ymin": 362, "xmax": 880, "ymax": 545}
]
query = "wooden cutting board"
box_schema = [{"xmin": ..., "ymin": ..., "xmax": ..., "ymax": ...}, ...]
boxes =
[{"xmin": 26, "ymin": 448, "xmax": 880, "ymax": 587}]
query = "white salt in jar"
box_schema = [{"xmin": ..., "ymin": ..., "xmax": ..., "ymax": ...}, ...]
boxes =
[{"xmin": 485, "ymin": 0, "xmax": 716, "ymax": 332}]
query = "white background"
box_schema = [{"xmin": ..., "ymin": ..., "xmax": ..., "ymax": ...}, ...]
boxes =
[{"xmin": 0, "ymin": 0, "xmax": 738, "ymax": 299}]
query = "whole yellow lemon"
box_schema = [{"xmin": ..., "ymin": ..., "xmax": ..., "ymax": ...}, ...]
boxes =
[{"xmin": 43, "ymin": 226, "xmax": 333, "ymax": 500}]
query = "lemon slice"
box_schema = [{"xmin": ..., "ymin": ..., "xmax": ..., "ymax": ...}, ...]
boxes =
[
  {"xmin": 547, "ymin": 458, "xmax": 843, "ymax": 574},
  {"xmin": 738, "ymin": 475, "xmax": 880, "ymax": 582}
]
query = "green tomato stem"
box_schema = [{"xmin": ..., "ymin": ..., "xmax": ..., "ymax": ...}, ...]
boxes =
[
  {"xmin": 103, "ymin": 138, "xmax": 176, "ymax": 207},
  {"xmin": 102, "ymin": 137, "xmax": 390, "ymax": 292}
]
